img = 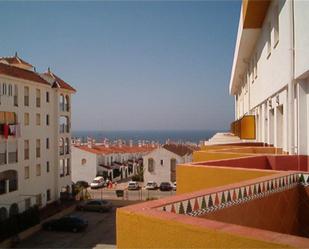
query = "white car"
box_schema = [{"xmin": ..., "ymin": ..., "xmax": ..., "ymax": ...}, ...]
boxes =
[
  {"xmin": 145, "ymin": 181, "xmax": 158, "ymax": 190},
  {"xmin": 128, "ymin": 181, "xmax": 139, "ymax": 190},
  {"xmin": 90, "ymin": 176, "xmax": 105, "ymax": 189},
  {"xmin": 172, "ymin": 182, "xmax": 177, "ymax": 191}
]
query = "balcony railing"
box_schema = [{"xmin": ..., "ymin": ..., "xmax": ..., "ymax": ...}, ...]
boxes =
[
  {"xmin": 157, "ymin": 172, "xmax": 309, "ymax": 216},
  {"xmin": 0, "ymin": 152, "xmax": 6, "ymax": 165},
  {"xmin": 8, "ymin": 151, "xmax": 18, "ymax": 164}
]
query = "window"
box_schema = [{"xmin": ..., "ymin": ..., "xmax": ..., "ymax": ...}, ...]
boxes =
[
  {"xmin": 46, "ymin": 161, "xmax": 50, "ymax": 172},
  {"xmin": 36, "ymin": 89, "xmax": 40, "ymax": 107},
  {"xmin": 14, "ymin": 85, "xmax": 18, "ymax": 106},
  {"xmin": 36, "ymin": 194, "xmax": 42, "ymax": 207},
  {"xmin": 36, "ymin": 113, "xmax": 41, "ymax": 126},
  {"xmin": 2, "ymin": 83, "xmax": 7, "ymax": 95},
  {"xmin": 25, "ymin": 198, "xmax": 31, "ymax": 210},
  {"xmin": 24, "ymin": 166, "xmax": 30, "ymax": 179},
  {"xmin": 46, "ymin": 114, "xmax": 49, "ymax": 126},
  {"xmin": 24, "ymin": 86, "xmax": 29, "ymax": 106},
  {"xmin": 46, "ymin": 91, "xmax": 50, "ymax": 103},
  {"xmin": 36, "ymin": 139, "xmax": 40, "ymax": 158},
  {"xmin": 60, "ymin": 159, "xmax": 65, "ymax": 177},
  {"xmin": 253, "ymin": 53, "xmax": 258, "ymax": 79},
  {"xmin": 267, "ymin": 22, "xmax": 271, "ymax": 58},
  {"xmin": 274, "ymin": 5, "xmax": 279, "ymax": 47},
  {"xmin": 148, "ymin": 158, "xmax": 154, "ymax": 172},
  {"xmin": 66, "ymin": 159, "xmax": 70, "ymax": 175},
  {"xmin": 24, "ymin": 140, "xmax": 29, "ymax": 160},
  {"xmin": 36, "ymin": 164, "xmax": 41, "ymax": 176},
  {"xmin": 8, "ymin": 84, "xmax": 12, "ymax": 96},
  {"xmin": 160, "ymin": 160, "xmax": 163, "ymax": 166},
  {"xmin": 24, "ymin": 113, "xmax": 29, "ymax": 126},
  {"xmin": 46, "ymin": 189, "xmax": 51, "ymax": 201},
  {"xmin": 46, "ymin": 138, "xmax": 49, "ymax": 149},
  {"xmin": 81, "ymin": 158, "xmax": 87, "ymax": 165}
]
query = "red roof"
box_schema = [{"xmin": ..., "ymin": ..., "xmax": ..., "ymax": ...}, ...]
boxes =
[
  {"xmin": 44, "ymin": 71, "xmax": 76, "ymax": 92},
  {"xmin": 0, "ymin": 62, "xmax": 49, "ymax": 85},
  {"xmin": 0, "ymin": 55, "xmax": 33, "ymax": 68},
  {"xmin": 75, "ymin": 145, "xmax": 157, "ymax": 155}
]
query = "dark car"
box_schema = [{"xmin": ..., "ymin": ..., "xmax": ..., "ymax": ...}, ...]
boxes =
[
  {"xmin": 75, "ymin": 181, "xmax": 89, "ymax": 189},
  {"xmin": 159, "ymin": 182, "xmax": 173, "ymax": 191},
  {"xmin": 77, "ymin": 199, "xmax": 113, "ymax": 212},
  {"xmin": 42, "ymin": 216, "xmax": 88, "ymax": 233}
]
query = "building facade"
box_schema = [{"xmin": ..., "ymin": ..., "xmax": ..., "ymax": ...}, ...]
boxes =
[
  {"xmin": 72, "ymin": 142, "xmax": 155, "ymax": 184},
  {"xmin": 143, "ymin": 144, "xmax": 195, "ymax": 184},
  {"xmin": 0, "ymin": 54, "xmax": 75, "ymax": 218},
  {"xmin": 230, "ymin": 0, "xmax": 309, "ymax": 154}
]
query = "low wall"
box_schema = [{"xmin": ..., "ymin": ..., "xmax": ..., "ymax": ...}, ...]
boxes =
[
  {"xmin": 116, "ymin": 208, "xmax": 291, "ymax": 248},
  {"xmin": 176, "ymin": 165, "xmax": 274, "ymax": 194}
]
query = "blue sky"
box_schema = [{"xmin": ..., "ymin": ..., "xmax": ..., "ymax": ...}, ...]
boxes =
[{"xmin": 0, "ymin": 1, "xmax": 241, "ymax": 131}]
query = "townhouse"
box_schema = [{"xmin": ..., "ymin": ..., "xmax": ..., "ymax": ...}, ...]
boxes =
[{"xmin": 230, "ymin": 0, "xmax": 309, "ymax": 154}]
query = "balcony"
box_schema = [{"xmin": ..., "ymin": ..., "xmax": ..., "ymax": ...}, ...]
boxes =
[
  {"xmin": 0, "ymin": 170, "xmax": 18, "ymax": 195},
  {"xmin": 59, "ymin": 146, "xmax": 64, "ymax": 156},
  {"xmin": 59, "ymin": 124, "xmax": 69, "ymax": 134},
  {"xmin": 59, "ymin": 103, "xmax": 70, "ymax": 112}
]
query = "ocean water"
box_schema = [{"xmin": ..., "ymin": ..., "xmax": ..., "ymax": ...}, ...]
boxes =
[{"xmin": 72, "ymin": 130, "xmax": 222, "ymax": 144}]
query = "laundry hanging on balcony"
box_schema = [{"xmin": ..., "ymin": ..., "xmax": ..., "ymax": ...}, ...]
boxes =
[
  {"xmin": 1, "ymin": 123, "xmax": 21, "ymax": 139},
  {"xmin": 3, "ymin": 124, "xmax": 9, "ymax": 139}
]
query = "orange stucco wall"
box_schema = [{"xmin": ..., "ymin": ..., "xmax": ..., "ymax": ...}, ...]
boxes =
[
  {"xmin": 176, "ymin": 165, "xmax": 274, "ymax": 194},
  {"xmin": 116, "ymin": 208, "xmax": 292, "ymax": 249}
]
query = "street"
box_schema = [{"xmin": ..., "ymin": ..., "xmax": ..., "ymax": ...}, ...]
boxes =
[{"xmin": 17, "ymin": 208, "xmax": 117, "ymax": 249}]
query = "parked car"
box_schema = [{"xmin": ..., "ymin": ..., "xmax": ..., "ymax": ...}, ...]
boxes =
[
  {"xmin": 159, "ymin": 182, "xmax": 173, "ymax": 191},
  {"xmin": 145, "ymin": 181, "xmax": 158, "ymax": 190},
  {"xmin": 75, "ymin": 181, "xmax": 89, "ymax": 189},
  {"xmin": 90, "ymin": 176, "xmax": 105, "ymax": 189},
  {"xmin": 77, "ymin": 199, "xmax": 113, "ymax": 212},
  {"xmin": 42, "ymin": 216, "xmax": 88, "ymax": 233},
  {"xmin": 172, "ymin": 181, "xmax": 177, "ymax": 191},
  {"xmin": 128, "ymin": 181, "xmax": 139, "ymax": 190}
]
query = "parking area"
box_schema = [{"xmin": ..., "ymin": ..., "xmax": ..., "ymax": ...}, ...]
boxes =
[{"xmin": 17, "ymin": 208, "xmax": 117, "ymax": 248}]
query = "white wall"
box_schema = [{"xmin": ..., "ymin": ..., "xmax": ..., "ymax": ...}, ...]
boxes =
[
  {"xmin": 143, "ymin": 148, "xmax": 187, "ymax": 185},
  {"xmin": 71, "ymin": 147, "xmax": 97, "ymax": 184}
]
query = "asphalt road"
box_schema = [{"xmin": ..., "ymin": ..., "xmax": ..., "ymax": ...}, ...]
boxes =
[{"xmin": 17, "ymin": 209, "xmax": 117, "ymax": 249}]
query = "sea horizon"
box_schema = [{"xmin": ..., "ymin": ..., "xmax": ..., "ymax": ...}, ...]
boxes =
[{"xmin": 72, "ymin": 129, "xmax": 225, "ymax": 144}]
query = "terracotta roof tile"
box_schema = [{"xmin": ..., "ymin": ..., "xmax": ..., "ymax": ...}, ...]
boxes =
[
  {"xmin": 0, "ymin": 62, "xmax": 49, "ymax": 85},
  {"xmin": 44, "ymin": 71, "xmax": 76, "ymax": 92},
  {"xmin": 75, "ymin": 145, "xmax": 157, "ymax": 155}
]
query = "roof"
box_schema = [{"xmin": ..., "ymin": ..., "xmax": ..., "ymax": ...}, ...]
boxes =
[
  {"xmin": 0, "ymin": 54, "xmax": 33, "ymax": 68},
  {"xmin": 75, "ymin": 144, "xmax": 157, "ymax": 155},
  {"xmin": 163, "ymin": 144, "xmax": 198, "ymax": 157},
  {"xmin": 44, "ymin": 70, "xmax": 76, "ymax": 92},
  {"xmin": 0, "ymin": 62, "xmax": 49, "ymax": 85}
]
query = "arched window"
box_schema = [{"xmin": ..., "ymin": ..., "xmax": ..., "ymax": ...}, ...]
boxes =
[
  {"xmin": 148, "ymin": 158, "xmax": 154, "ymax": 172},
  {"xmin": 0, "ymin": 207, "xmax": 8, "ymax": 221},
  {"xmin": 59, "ymin": 137, "xmax": 64, "ymax": 155},
  {"xmin": 9, "ymin": 203, "xmax": 19, "ymax": 217}
]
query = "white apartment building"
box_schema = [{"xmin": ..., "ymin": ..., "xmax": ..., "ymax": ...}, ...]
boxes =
[
  {"xmin": 143, "ymin": 144, "xmax": 195, "ymax": 185},
  {"xmin": 230, "ymin": 0, "xmax": 309, "ymax": 154},
  {"xmin": 0, "ymin": 53, "xmax": 75, "ymax": 219},
  {"xmin": 72, "ymin": 143, "xmax": 155, "ymax": 184}
]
